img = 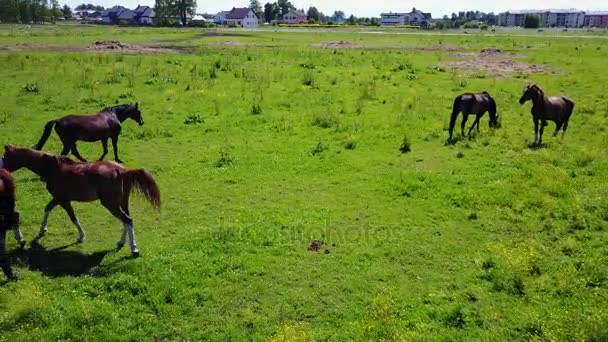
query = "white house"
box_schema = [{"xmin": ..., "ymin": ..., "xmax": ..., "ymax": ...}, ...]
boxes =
[
  {"xmin": 213, "ymin": 11, "xmax": 229, "ymax": 25},
  {"xmin": 225, "ymin": 7, "xmax": 258, "ymax": 28},
  {"xmin": 283, "ymin": 10, "xmax": 307, "ymax": 24},
  {"xmin": 380, "ymin": 8, "xmax": 431, "ymax": 27}
]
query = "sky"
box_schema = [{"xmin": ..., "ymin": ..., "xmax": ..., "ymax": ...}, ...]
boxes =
[{"xmin": 68, "ymin": 0, "xmax": 607, "ymax": 17}]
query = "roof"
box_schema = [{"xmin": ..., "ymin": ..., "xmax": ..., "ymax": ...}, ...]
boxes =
[
  {"xmin": 284, "ymin": 10, "xmax": 306, "ymax": 17},
  {"xmin": 101, "ymin": 6, "xmax": 125, "ymax": 16},
  {"xmin": 117, "ymin": 9, "xmax": 136, "ymax": 20},
  {"xmin": 192, "ymin": 14, "xmax": 207, "ymax": 21},
  {"xmin": 503, "ymin": 9, "xmax": 584, "ymax": 15},
  {"xmin": 226, "ymin": 7, "xmax": 253, "ymax": 19},
  {"xmin": 134, "ymin": 5, "xmax": 150, "ymax": 15},
  {"xmin": 586, "ymin": 11, "xmax": 608, "ymax": 16}
]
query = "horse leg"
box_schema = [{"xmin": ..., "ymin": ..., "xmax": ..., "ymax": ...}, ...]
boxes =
[
  {"xmin": 469, "ymin": 116, "xmax": 481, "ymax": 137},
  {"xmin": 449, "ymin": 111, "xmax": 459, "ymax": 142},
  {"xmin": 70, "ymin": 143, "xmax": 87, "ymax": 162},
  {"xmin": 111, "ymin": 136, "xmax": 123, "ymax": 164},
  {"xmin": 116, "ymin": 193, "xmax": 130, "ymax": 250},
  {"xmin": 98, "ymin": 139, "xmax": 109, "ymax": 161},
  {"xmin": 553, "ymin": 122, "xmax": 563, "ymax": 137},
  {"xmin": 12, "ymin": 228, "xmax": 25, "ymax": 248},
  {"xmin": 39, "ymin": 198, "xmax": 59, "ymax": 236},
  {"xmin": 562, "ymin": 119, "xmax": 570, "ymax": 140},
  {"xmin": 533, "ymin": 119, "xmax": 539, "ymax": 145},
  {"xmin": 59, "ymin": 202, "xmax": 86, "ymax": 243},
  {"xmin": 539, "ymin": 120, "xmax": 546, "ymax": 144},
  {"xmin": 461, "ymin": 114, "xmax": 469, "ymax": 137},
  {"xmin": 0, "ymin": 229, "xmax": 15, "ymax": 280},
  {"xmin": 108, "ymin": 206, "xmax": 138, "ymax": 257}
]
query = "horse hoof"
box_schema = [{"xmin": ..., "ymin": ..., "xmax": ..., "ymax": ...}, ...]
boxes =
[
  {"xmin": 77, "ymin": 237, "xmax": 85, "ymax": 244},
  {"xmin": 116, "ymin": 241, "xmax": 125, "ymax": 250},
  {"xmin": 131, "ymin": 250, "xmax": 140, "ymax": 258},
  {"xmin": 116, "ymin": 159, "xmax": 124, "ymax": 164},
  {"xmin": 18, "ymin": 241, "xmax": 26, "ymax": 249}
]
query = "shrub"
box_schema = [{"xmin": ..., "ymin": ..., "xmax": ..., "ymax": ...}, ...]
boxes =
[
  {"xmin": 399, "ymin": 135, "xmax": 412, "ymax": 154},
  {"xmin": 302, "ymin": 69, "xmax": 315, "ymax": 86},
  {"xmin": 311, "ymin": 114, "xmax": 338, "ymax": 128},
  {"xmin": 310, "ymin": 142, "xmax": 328, "ymax": 156},
  {"xmin": 184, "ymin": 114, "xmax": 203, "ymax": 125},
  {"xmin": 251, "ymin": 104, "xmax": 263, "ymax": 115},
  {"xmin": 23, "ymin": 83, "xmax": 39, "ymax": 93}
]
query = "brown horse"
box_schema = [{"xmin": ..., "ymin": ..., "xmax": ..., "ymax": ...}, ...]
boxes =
[
  {"xmin": 34, "ymin": 103, "xmax": 143, "ymax": 164},
  {"xmin": 449, "ymin": 91, "xmax": 500, "ymax": 142},
  {"xmin": 519, "ymin": 84, "xmax": 575, "ymax": 145},
  {"xmin": 0, "ymin": 145, "xmax": 160, "ymax": 257},
  {"xmin": 0, "ymin": 169, "xmax": 24, "ymax": 280}
]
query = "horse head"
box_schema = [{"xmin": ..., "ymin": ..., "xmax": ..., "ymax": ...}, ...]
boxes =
[
  {"xmin": 519, "ymin": 84, "xmax": 538, "ymax": 105},
  {"xmin": 1, "ymin": 145, "xmax": 22, "ymax": 172},
  {"xmin": 112, "ymin": 103, "xmax": 144, "ymax": 126}
]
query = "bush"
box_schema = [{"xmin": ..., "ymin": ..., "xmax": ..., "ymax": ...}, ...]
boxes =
[
  {"xmin": 481, "ymin": 25, "xmax": 489, "ymax": 31},
  {"xmin": 524, "ymin": 14, "xmax": 540, "ymax": 28},
  {"xmin": 251, "ymin": 104, "xmax": 262, "ymax": 115},
  {"xmin": 184, "ymin": 113, "xmax": 203, "ymax": 125},
  {"xmin": 399, "ymin": 135, "xmax": 412, "ymax": 154}
]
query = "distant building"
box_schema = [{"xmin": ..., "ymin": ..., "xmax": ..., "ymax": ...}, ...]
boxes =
[
  {"xmin": 225, "ymin": 7, "xmax": 258, "ymax": 28},
  {"xmin": 134, "ymin": 5, "xmax": 155, "ymax": 25},
  {"xmin": 499, "ymin": 9, "xmax": 585, "ymax": 28},
  {"xmin": 585, "ymin": 11, "xmax": 608, "ymax": 28},
  {"xmin": 213, "ymin": 11, "xmax": 229, "ymax": 25},
  {"xmin": 283, "ymin": 10, "xmax": 307, "ymax": 24},
  {"xmin": 380, "ymin": 8, "xmax": 431, "ymax": 27}
]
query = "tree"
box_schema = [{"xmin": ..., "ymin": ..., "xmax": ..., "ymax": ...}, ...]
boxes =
[
  {"xmin": 263, "ymin": 2, "xmax": 273, "ymax": 22},
  {"xmin": 524, "ymin": 14, "xmax": 540, "ymax": 28},
  {"xmin": 249, "ymin": 0, "xmax": 261, "ymax": 19},
  {"xmin": 333, "ymin": 10, "xmax": 345, "ymax": 22},
  {"xmin": 155, "ymin": 0, "xmax": 195, "ymax": 26},
  {"xmin": 346, "ymin": 14, "xmax": 355, "ymax": 25},
  {"xmin": 306, "ymin": 6, "xmax": 319, "ymax": 22},
  {"xmin": 370, "ymin": 17, "xmax": 379, "ymax": 26},
  {"xmin": 0, "ymin": 0, "xmax": 20, "ymax": 22},
  {"xmin": 277, "ymin": 0, "xmax": 293, "ymax": 16},
  {"xmin": 62, "ymin": 4, "xmax": 71, "ymax": 18}
]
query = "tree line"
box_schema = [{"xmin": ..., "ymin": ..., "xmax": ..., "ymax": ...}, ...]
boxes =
[{"xmin": 0, "ymin": 0, "xmax": 71, "ymax": 23}]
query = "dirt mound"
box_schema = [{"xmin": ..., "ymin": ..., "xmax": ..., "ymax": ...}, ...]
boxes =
[
  {"xmin": 442, "ymin": 49, "xmax": 546, "ymax": 77},
  {"xmin": 86, "ymin": 40, "xmax": 174, "ymax": 54},
  {"xmin": 480, "ymin": 48, "xmax": 502, "ymax": 57},
  {"xmin": 312, "ymin": 41, "xmax": 362, "ymax": 49},
  {"xmin": 211, "ymin": 40, "xmax": 259, "ymax": 47},
  {"xmin": 89, "ymin": 40, "xmax": 130, "ymax": 50}
]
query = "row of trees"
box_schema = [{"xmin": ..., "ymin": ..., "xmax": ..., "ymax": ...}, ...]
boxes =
[
  {"xmin": 253, "ymin": 0, "xmax": 376, "ymax": 25},
  {"xmin": 0, "ymin": 0, "xmax": 67, "ymax": 23},
  {"xmin": 154, "ymin": 0, "xmax": 196, "ymax": 26}
]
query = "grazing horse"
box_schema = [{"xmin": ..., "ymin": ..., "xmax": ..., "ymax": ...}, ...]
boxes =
[
  {"xmin": 34, "ymin": 103, "xmax": 144, "ymax": 164},
  {"xmin": 449, "ymin": 91, "xmax": 500, "ymax": 142},
  {"xmin": 0, "ymin": 145, "xmax": 160, "ymax": 257},
  {"xmin": 0, "ymin": 169, "xmax": 24, "ymax": 280},
  {"xmin": 519, "ymin": 84, "xmax": 575, "ymax": 145}
]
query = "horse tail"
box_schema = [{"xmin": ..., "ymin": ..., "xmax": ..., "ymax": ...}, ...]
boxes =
[
  {"xmin": 123, "ymin": 169, "xmax": 161, "ymax": 212},
  {"xmin": 34, "ymin": 120, "xmax": 57, "ymax": 150},
  {"xmin": 449, "ymin": 95, "xmax": 462, "ymax": 132},
  {"xmin": 563, "ymin": 97, "xmax": 575, "ymax": 120}
]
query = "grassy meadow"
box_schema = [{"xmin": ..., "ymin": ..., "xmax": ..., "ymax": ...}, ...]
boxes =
[{"xmin": 1, "ymin": 24, "xmax": 608, "ymax": 340}]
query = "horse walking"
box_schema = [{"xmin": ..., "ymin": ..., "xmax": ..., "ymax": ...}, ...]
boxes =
[
  {"xmin": 34, "ymin": 103, "xmax": 143, "ymax": 163},
  {"xmin": 0, "ymin": 145, "xmax": 160, "ymax": 257},
  {"xmin": 0, "ymin": 169, "xmax": 24, "ymax": 280},
  {"xmin": 448, "ymin": 91, "xmax": 500, "ymax": 142},
  {"xmin": 519, "ymin": 84, "xmax": 575, "ymax": 145}
]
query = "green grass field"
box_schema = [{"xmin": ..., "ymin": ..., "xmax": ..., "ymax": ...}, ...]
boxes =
[{"xmin": 1, "ymin": 24, "xmax": 608, "ymax": 340}]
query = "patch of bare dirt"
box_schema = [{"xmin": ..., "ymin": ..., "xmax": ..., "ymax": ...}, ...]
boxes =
[
  {"xmin": 211, "ymin": 40, "xmax": 260, "ymax": 47},
  {"xmin": 442, "ymin": 48, "xmax": 546, "ymax": 77},
  {"xmin": 312, "ymin": 41, "xmax": 363, "ymax": 49},
  {"xmin": 311, "ymin": 41, "xmax": 463, "ymax": 51},
  {"xmin": 0, "ymin": 40, "xmax": 186, "ymax": 54}
]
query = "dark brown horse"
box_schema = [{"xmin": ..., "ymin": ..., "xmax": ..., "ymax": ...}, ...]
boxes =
[
  {"xmin": 449, "ymin": 91, "xmax": 500, "ymax": 142},
  {"xmin": 0, "ymin": 145, "xmax": 160, "ymax": 257},
  {"xmin": 519, "ymin": 84, "xmax": 575, "ymax": 145},
  {"xmin": 34, "ymin": 103, "xmax": 143, "ymax": 163},
  {"xmin": 0, "ymin": 169, "xmax": 24, "ymax": 280}
]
